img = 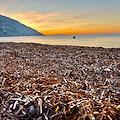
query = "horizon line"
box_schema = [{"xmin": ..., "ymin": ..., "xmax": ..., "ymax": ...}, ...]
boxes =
[{"xmin": 44, "ymin": 32, "xmax": 120, "ymax": 35}]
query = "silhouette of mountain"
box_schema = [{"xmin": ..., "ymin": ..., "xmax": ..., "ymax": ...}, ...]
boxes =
[{"xmin": 0, "ymin": 15, "xmax": 43, "ymax": 37}]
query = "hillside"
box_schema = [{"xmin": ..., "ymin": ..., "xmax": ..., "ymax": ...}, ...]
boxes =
[{"xmin": 0, "ymin": 15, "xmax": 43, "ymax": 37}]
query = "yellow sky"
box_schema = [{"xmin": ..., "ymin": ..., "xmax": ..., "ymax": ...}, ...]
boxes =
[{"xmin": 4, "ymin": 10, "xmax": 120, "ymax": 35}]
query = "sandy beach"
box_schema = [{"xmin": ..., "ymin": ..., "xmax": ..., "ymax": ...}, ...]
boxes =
[{"xmin": 0, "ymin": 42, "xmax": 120, "ymax": 120}]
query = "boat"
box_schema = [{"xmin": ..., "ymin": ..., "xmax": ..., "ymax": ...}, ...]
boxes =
[{"xmin": 73, "ymin": 36, "xmax": 76, "ymax": 38}]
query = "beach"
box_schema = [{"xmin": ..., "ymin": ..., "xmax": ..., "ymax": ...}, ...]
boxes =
[{"xmin": 0, "ymin": 42, "xmax": 120, "ymax": 120}]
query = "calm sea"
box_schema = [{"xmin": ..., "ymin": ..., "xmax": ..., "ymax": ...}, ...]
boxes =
[{"xmin": 0, "ymin": 33, "xmax": 120, "ymax": 48}]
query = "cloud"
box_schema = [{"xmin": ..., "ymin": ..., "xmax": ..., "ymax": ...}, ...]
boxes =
[
  {"xmin": 7, "ymin": 10, "xmax": 96, "ymax": 35},
  {"xmin": 6, "ymin": 9, "xmax": 120, "ymax": 35},
  {"xmin": 0, "ymin": 5, "xmax": 8, "ymax": 14},
  {"xmin": 0, "ymin": 0, "xmax": 19, "ymax": 15},
  {"xmin": 11, "ymin": 11, "xmax": 62, "ymax": 19}
]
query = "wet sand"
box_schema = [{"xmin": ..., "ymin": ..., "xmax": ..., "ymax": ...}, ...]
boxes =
[{"xmin": 0, "ymin": 42, "xmax": 120, "ymax": 120}]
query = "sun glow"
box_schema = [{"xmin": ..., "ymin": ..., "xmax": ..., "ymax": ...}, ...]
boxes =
[{"xmin": 7, "ymin": 10, "xmax": 120, "ymax": 35}]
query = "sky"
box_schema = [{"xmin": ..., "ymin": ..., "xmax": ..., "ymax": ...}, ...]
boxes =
[{"xmin": 0, "ymin": 0, "xmax": 120, "ymax": 35}]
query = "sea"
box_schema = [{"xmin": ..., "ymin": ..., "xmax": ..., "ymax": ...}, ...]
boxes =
[{"xmin": 0, "ymin": 33, "xmax": 120, "ymax": 48}]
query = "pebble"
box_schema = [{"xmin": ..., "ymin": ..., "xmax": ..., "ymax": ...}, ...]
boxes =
[
  {"xmin": 29, "ymin": 105, "xmax": 36, "ymax": 114},
  {"xmin": 25, "ymin": 58, "xmax": 30, "ymax": 62},
  {"xmin": 104, "ymin": 68, "xmax": 111, "ymax": 72}
]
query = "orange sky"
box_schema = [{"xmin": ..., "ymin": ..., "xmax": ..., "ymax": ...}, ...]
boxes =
[
  {"xmin": 8, "ymin": 11, "xmax": 120, "ymax": 35},
  {"xmin": 1, "ymin": 0, "xmax": 120, "ymax": 35}
]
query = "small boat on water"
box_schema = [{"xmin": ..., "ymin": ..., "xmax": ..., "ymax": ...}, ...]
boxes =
[{"xmin": 73, "ymin": 36, "xmax": 76, "ymax": 38}]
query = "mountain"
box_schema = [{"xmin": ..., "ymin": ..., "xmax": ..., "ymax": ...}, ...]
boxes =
[{"xmin": 0, "ymin": 15, "xmax": 43, "ymax": 37}]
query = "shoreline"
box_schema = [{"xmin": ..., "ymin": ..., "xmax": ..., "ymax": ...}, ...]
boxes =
[
  {"xmin": 0, "ymin": 41, "xmax": 120, "ymax": 48},
  {"xmin": 0, "ymin": 42, "xmax": 120, "ymax": 120}
]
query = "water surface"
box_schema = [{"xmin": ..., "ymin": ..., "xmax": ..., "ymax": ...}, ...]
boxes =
[{"xmin": 0, "ymin": 33, "xmax": 120, "ymax": 48}]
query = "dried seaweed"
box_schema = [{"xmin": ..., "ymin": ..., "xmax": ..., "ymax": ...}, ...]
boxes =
[{"xmin": 0, "ymin": 42, "xmax": 120, "ymax": 120}]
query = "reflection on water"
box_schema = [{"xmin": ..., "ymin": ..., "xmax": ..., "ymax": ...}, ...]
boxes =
[{"xmin": 0, "ymin": 33, "xmax": 120, "ymax": 48}]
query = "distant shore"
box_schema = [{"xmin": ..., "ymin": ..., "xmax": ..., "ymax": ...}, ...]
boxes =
[{"xmin": 0, "ymin": 42, "xmax": 120, "ymax": 120}]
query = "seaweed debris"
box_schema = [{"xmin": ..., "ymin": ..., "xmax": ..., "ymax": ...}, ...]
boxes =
[{"xmin": 0, "ymin": 42, "xmax": 120, "ymax": 120}]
